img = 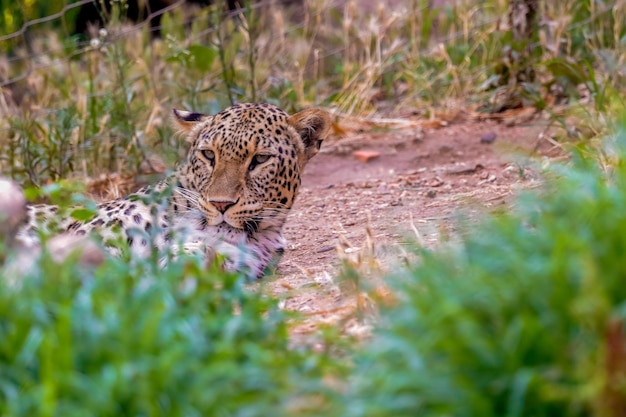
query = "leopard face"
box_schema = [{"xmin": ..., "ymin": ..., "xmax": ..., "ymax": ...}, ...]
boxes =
[
  {"xmin": 15, "ymin": 103, "xmax": 330, "ymax": 278},
  {"xmin": 173, "ymin": 102, "xmax": 330, "ymax": 239}
]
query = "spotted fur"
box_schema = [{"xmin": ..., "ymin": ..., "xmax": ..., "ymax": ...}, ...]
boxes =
[{"xmin": 18, "ymin": 103, "xmax": 331, "ymax": 278}]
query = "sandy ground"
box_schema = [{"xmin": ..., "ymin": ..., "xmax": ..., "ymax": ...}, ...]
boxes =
[{"xmin": 264, "ymin": 115, "xmax": 559, "ymax": 341}]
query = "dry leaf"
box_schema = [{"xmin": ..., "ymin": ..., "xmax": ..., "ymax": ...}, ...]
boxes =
[{"xmin": 353, "ymin": 150, "xmax": 381, "ymax": 163}]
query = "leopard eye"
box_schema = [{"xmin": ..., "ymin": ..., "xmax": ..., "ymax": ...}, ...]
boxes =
[
  {"xmin": 249, "ymin": 154, "xmax": 271, "ymax": 171},
  {"xmin": 199, "ymin": 149, "xmax": 215, "ymax": 163}
]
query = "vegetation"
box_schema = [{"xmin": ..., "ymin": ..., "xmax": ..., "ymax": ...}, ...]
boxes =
[
  {"xmin": 1, "ymin": 0, "xmax": 625, "ymax": 184},
  {"xmin": 2, "ymin": 0, "xmax": 626, "ymax": 415},
  {"xmin": 0, "ymin": 234, "xmax": 345, "ymax": 416},
  {"xmin": 4, "ymin": 119, "xmax": 626, "ymax": 416},
  {"xmin": 334, "ymin": 132, "xmax": 626, "ymax": 416}
]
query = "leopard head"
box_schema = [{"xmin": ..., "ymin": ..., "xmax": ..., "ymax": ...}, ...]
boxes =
[{"xmin": 172, "ymin": 102, "xmax": 330, "ymax": 237}]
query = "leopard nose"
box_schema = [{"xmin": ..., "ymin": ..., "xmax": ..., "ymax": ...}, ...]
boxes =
[{"xmin": 211, "ymin": 199, "xmax": 237, "ymax": 214}]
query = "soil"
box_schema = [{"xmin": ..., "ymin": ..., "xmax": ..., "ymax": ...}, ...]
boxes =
[
  {"xmin": 80, "ymin": 113, "xmax": 559, "ymax": 341},
  {"xmin": 265, "ymin": 116, "xmax": 558, "ymax": 341}
]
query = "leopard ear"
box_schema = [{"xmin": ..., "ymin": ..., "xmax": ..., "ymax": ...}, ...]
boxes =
[
  {"xmin": 288, "ymin": 108, "xmax": 331, "ymax": 161},
  {"xmin": 172, "ymin": 109, "xmax": 211, "ymax": 137}
]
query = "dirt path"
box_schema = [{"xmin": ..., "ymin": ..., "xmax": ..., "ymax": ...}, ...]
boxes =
[{"xmin": 267, "ymin": 118, "xmax": 554, "ymax": 340}]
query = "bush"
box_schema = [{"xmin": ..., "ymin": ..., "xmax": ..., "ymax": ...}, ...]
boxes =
[
  {"xmin": 338, "ymin": 133, "xmax": 626, "ymax": 417},
  {"xmin": 0, "ymin": 247, "xmax": 342, "ymax": 416}
]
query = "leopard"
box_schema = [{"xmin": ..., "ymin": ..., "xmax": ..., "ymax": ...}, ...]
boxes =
[{"xmin": 16, "ymin": 102, "xmax": 331, "ymax": 278}]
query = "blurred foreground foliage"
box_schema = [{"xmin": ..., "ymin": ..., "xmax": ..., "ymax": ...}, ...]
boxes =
[
  {"xmin": 335, "ymin": 129, "xmax": 626, "ymax": 417},
  {"xmin": 0, "ymin": 248, "xmax": 343, "ymax": 415}
]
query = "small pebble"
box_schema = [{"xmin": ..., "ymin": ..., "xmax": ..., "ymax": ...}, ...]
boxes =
[
  {"xmin": 316, "ymin": 245, "xmax": 335, "ymax": 254},
  {"xmin": 480, "ymin": 132, "xmax": 497, "ymax": 144}
]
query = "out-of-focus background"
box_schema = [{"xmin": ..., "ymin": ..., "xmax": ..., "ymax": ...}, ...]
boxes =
[{"xmin": 1, "ymin": 0, "xmax": 619, "ymax": 185}]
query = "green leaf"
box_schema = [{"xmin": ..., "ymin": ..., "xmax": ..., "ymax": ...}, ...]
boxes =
[
  {"xmin": 543, "ymin": 58, "xmax": 588, "ymax": 85},
  {"xmin": 188, "ymin": 44, "xmax": 217, "ymax": 72},
  {"xmin": 70, "ymin": 208, "xmax": 96, "ymax": 221},
  {"xmin": 23, "ymin": 186, "xmax": 42, "ymax": 202}
]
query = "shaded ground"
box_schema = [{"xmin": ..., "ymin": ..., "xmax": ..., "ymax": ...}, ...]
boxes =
[{"xmin": 267, "ymin": 117, "xmax": 557, "ymax": 340}]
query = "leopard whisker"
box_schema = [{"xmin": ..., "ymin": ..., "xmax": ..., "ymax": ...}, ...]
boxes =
[
  {"xmin": 266, "ymin": 208, "xmax": 289, "ymax": 214},
  {"xmin": 174, "ymin": 188, "xmax": 203, "ymax": 214},
  {"xmin": 260, "ymin": 205, "xmax": 291, "ymax": 212},
  {"xmin": 260, "ymin": 201, "xmax": 292, "ymax": 210},
  {"xmin": 174, "ymin": 187, "xmax": 201, "ymax": 203}
]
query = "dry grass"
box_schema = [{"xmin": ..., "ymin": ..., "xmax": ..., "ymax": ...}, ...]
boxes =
[{"xmin": 0, "ymin": 0, "xmax": 623, "ymax": 183}]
